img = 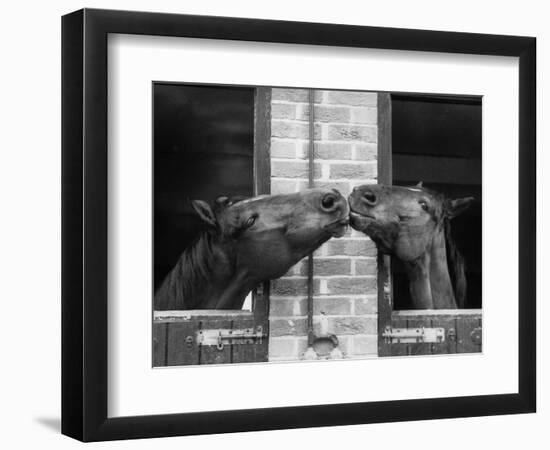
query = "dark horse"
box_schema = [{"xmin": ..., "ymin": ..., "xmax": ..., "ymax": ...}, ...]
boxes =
[
  {"xmin": 348, "ymin": 183, "xmax": 474, "ymax": 309},
  {"xmin": 155, "ymin": 188, "xmax": 349, "ymax": 310}
]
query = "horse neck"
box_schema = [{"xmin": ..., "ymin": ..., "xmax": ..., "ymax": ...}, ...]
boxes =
[
  {"xmin": 155, "ymin": 233, "xmax": 240, "ymax": 310},
  {"xmin": 403, "ymin": 224, "xmax": 457, "ymax": 309},
  {"xmin": 428, "ymin": 224, "xmax": 457, "ymax": 308}
]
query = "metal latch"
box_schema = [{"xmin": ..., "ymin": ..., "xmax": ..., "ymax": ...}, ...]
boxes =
[
  {"xmin": 382, "ymin": 326, "xmax": 445, "ymax": 344},
  {"xmin": 196, "ymin": 326, "xmax": 266, "ymax": 350}
]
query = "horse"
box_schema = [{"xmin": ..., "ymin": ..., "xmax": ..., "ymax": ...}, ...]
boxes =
[
  {"xmin": 348, "ymin": 183, "xmax": 474, "ymax": 309},
  {"xmin": 155, "ymin": 188, "xmax": 350, "ymax": 310}
]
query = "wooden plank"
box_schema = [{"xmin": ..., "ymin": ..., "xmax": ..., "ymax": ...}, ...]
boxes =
[
  {"xmin": 254, "ymin": 87, "xmax": 271, "ymax": 196},
  {"xmin": 378, "ymin": 92, "xmax": 392, "ymax": 185},
  {"xmin": 430, "ymin": 317, "xmax": 458, "ymax": 355},
  {"xmin": 389, "ymin": 317, "xmax": 409, "ymax": 356},
  {"xmin": 377, "ymin": 254, "xmax": 393, "ymax": 357},
  {"xmin": 251, "ymin": 283, "xmax": 270, "ymax": 363},
  {"xmin": 377, "ymin": 94, "xmax": 392, "ymax": 357},
  {"xmin": 393, "ymin": 309, "xmax": 482, "ymax": 317},
  {"xmin": 456, "ymin": 315, "xmax": 482, "ymax": 354},
  {"xmin": 230, "ymin": 317, "xmax": 268, "ymax": 364},
  {"xmin": 152, "ymin": 322, "xmax": 168, "ymax": 366},
  {"xmin": 199, "ymin": 318, "xmax": 233, "ymax": 365},
  {"xmin": 165, "ymin": 320, "xmax": 200, "ymax": 366},
  {"xmin": 405, "ymin": 318, "xmax": 433, "ymax": 356},
  {"xmin": 154, "ymin": 310, "xmax": 253, "ymax": 321}
]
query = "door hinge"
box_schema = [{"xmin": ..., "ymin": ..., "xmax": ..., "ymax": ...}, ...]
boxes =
[
  {"xmin": 196, "ymin": 326, "xmax": 266, "ymax": 350},
  {"xmin": 383, "ymin": 326, "xmax": 445, "ymax": 344}
]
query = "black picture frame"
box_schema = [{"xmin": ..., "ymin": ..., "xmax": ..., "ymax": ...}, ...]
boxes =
[{"xmin": 62, "ymin": 8, "xmax": 536, "ymax": 442}]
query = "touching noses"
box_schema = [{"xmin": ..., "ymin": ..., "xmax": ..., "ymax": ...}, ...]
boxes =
[{"xmin": 320, "ymin": 189, "xmax": 346, "ymax": 212}]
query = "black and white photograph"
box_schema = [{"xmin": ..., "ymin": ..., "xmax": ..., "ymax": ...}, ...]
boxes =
[
  {"xmin": 38, "ymin": 3, "xmax": 540, "ymax": 446},
  {"xmin": 152, "ymin": 83, "xmax": 482, "ymax": 366}
]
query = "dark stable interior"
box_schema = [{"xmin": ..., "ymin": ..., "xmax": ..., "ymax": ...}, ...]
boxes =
[
  {"xmin": 153, "ymin": 83, "xmax": 255, "ymax": 290},
  {"xmin": 391, "ymin": 94, "xmax": 482, "ymax": 310}
]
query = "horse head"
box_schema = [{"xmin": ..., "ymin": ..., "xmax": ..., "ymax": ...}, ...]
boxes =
[
  {"xmin": 348, "ymin": 183, "xmax": 474, "ymax": 309},
  {"xmin": 155, "ymin": 188, "xmax": 349, "ymax": 310}
]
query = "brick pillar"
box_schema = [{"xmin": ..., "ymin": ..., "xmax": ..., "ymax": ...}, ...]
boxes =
[{"xmin": 268, "ymin": 88, "xmax": 379, "ymax": 361}]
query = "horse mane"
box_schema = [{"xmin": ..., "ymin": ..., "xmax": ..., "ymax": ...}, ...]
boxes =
[
  {"xmin": 443, "ymin": 219, "xmax": 467, "ymax": 308},
  {"xmin": 154, "ymin": 232, "xmax": 219, "ymax": 310}
]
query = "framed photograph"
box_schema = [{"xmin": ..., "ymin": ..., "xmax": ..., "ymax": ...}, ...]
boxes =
[{"xmin": 62, "ymin": 8, "xmax": 536, "ymax": 441}]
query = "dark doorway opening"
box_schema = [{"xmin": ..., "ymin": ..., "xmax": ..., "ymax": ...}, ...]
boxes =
[
  {"xmin": 391, "ymin": 94, "xmax": 482, "ymax": 309},
  {"xmin": 153, "ymin": 83, "xmax": 255, "ymax": 290}
]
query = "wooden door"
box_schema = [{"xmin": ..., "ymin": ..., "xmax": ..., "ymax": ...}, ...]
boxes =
[
  {"xmin": 380, "ymin": 310, "xmax": 482, "ymax": 356},
  {"xmin": 153, "ymin": 283, "xmax": 269, "ymax": 366}
]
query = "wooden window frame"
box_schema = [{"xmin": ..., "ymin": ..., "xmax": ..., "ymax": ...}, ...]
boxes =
[
  {"xmin": 376, "ymin": 92, "xmax": 483, "ymax": 357},
  {"xmin": 152, "ymin": 86, "xmax": 273, "ymax": 365}
]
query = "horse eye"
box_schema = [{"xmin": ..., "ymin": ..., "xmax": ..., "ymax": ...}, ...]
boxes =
[
  {"xmin": 245, "ymin": 215, "xmax": 257, "ymax": 228},
  {"xmin": 419, "ymin": 200, "xmax": 429, "ymax": 211}
]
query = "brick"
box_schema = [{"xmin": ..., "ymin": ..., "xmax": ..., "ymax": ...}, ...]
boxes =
[
  {"xmin": 299, "ymin": 105, "xmax": 351, "ymax": 123},
  {"xmin": 270, "ymin": 297, "xmax": 307, "ymax": 317},
  {"xmin": 327, "ymin": 277, "xmax": 377, "ymax": 295},
  {"xmin": 271, "ymin": 178, "xmax": 298, "ymax": 195},
  {"xmin": 313, "ymin": 163, "xmax": 327, "ymax": 180},
  {"xmin": 272, "ymin": 120, "xmax": 309, "ymax": 139},
  {"xmin": 272, "ymin": 88, "xmax": 308, "ymax": 102},
  {"xmin": 327, "ymin": 124, "xmax": 377, "ymax": 142},
  {"xmin": 312, "ymin": 297, "xmax": 352, "ymax": 315},
  {"xmin": 272, "ymin": 103, "xmax": 297, "ymax": 120},
  {"xmin": 312, "ymin": 244, "xmax": 328, "ymax": 257},
  {"xmin": 326, "ymin": 239, "xmax": 377, "ymax": 257},
  {"xmin": 333, "ymin": 335, "xmax": 351, "ymax": 356},
  {"xmin": 329, "ymin": 317, "xmax": 377, "ymax": 335},
  {"xmin": 271, "ymin": 160, "xmax": 322, "ymax": 178},
  {"xmin": 329, "ymin": 162, "xmax": 376, "ymax": 179},
  {"xmin": 349, "ymin": 227, "xmax": 367, "ymax": 238},
  {"xmin": 314, "ymin": 90, "xmax": 329, "ymax": 103},
  {"xmin": 354, "ymin": 143, "xmax": 378, "ymax": 161},
  {"xmin": 341, "ymin": 227, "xmax": 355, "ymax": 238},
  {"xmin": 313, "ymin": 180, "xmax": 351, "ymax": 196},
  {"xmin": 272, "ymin": 120, "xmax": 322, "ymax": 140},
  {"xmin": 270, "ymin": 318, "xmax": 308, "ymax": 336},
  {"xmin": 269, "ymin": 337, "xmax": 297, "ymax": 358},
  {"xmin": 314, "ymin": 142, "xmax": 353, "ymax": 160},
  {"xmin": 284, "ymin": 260, "xmax": 305, "ymax": 277},
  {"xmin": 351, "ymin": 335, "xmax": 378, "ymax": 355},
  {"xmin": 326, "ymin": 91, "xmax": 377, "ymax": 107},
  {"xmin": 351, "ymin": 107, "xmax": 377, "ymax": 125},
  {"xmin": 355, "ymin": 258, "xmax": 377, "ymax": 276},
  {"xmin": 271, "ymin": 277, "xmax": 316, "ymax": 296},
  {"xmin": 296, "ymin": 337, "xmax": 309, "ymax": 356},
  {"xmin": 354, "ymin": 297, "xmax": 377, "ymax": 314},
  {"xmin": 271, "ymin": 139, "xmax": 298, "ymax": 158},
  {"xmin": 296, "ymin": 141, "xmax": 309, "ymax": 159},
  {"xmin": 299, "ymin": 258, "xmax": 352, "ymax": 276}
]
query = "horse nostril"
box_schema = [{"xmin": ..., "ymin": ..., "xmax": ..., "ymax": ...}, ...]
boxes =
[
  {"xmin": 363, "ymin": 191, "xmax": 377, "ymax": 205},
  {"xmin": 321, "ymin": 193, "xmax": 337, "ymax": 210}
]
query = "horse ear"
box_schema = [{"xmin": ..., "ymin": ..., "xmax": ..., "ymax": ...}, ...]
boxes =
[
  {"xmin": 191, "ymin": 200, "xmax": 217, "ymax": 227},
  {"xmin": 446, "ymin": 197, "xmax": 475, "ymax": 219},
  {"xmin": 415, "ymin": 181, "xmax": 423, "ymax": 188}
]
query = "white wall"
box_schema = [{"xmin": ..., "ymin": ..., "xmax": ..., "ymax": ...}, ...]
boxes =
[{"xmin": 0, "ymin": 1, "xmax": 546, "ymax": 448}]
